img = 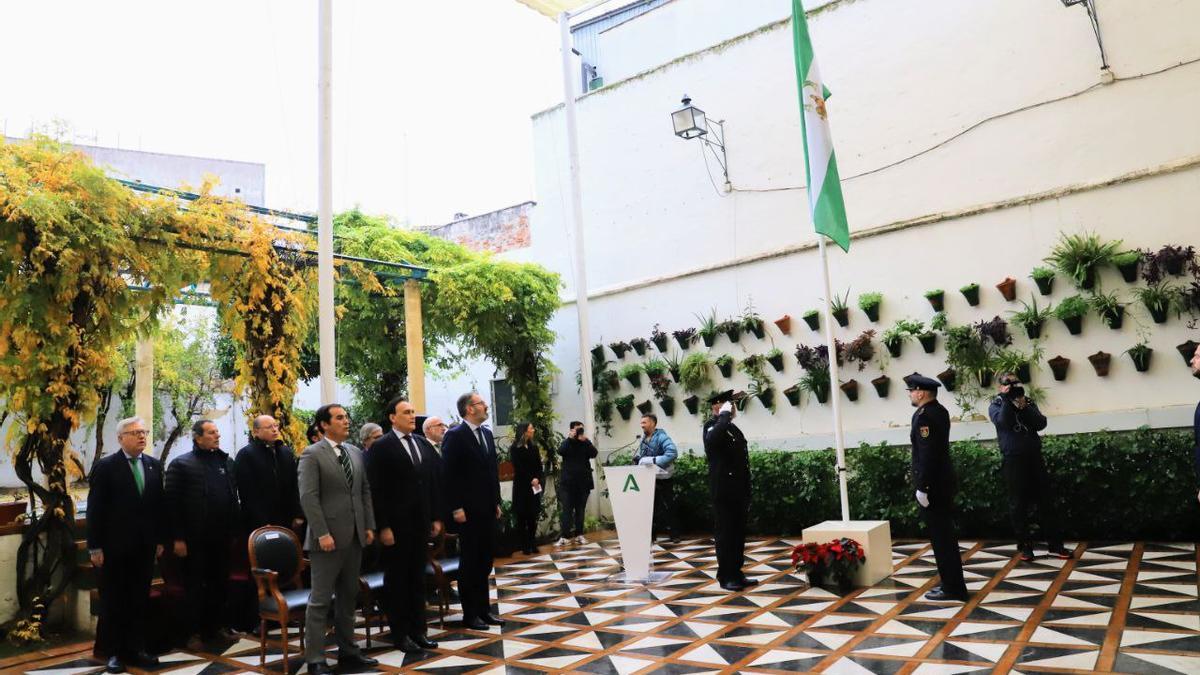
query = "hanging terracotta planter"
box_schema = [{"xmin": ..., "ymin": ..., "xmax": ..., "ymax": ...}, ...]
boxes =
[
  {"xmin": 683, "ymin": 395, "xmax": 700, "ymax": 415},
  {"xmin": 1023, "ymin": 320, "xmax": 1043, "ymax": 340},
  {"xmin": 636, "ymin": 400, "xmax": 653, "ymax": 415},
  {"xmin": 1033, "ymin": 275, "xmax": 1054, "ymax": 296},
  {"xmin": 925, "ymin": 291, "xmax": 945, "ymax": 312},
  {"xmin": 840, "ymin": 379, "xmax": 859, "ymax": 402},
  {"xmin": 1127, "ymin": 347, "xmax": 1153, "ymax": 373},
  {"xmin": 1047, "ymin": 355, "xmax": 1070, "ymax": 381},
  {"xmin": 937, "ymin": 368, "xmax": 957, "ymax": 392},
  {"xmin": 660, "ymin": 397, "xmax": 676, "ymax": 416},
  {"xmin": 802, "ymin": 311, "xmax": 820, "ymax": 332},
  {"xmin": 918, "ymin": 332, "xmax": 937, "ymax": 354},
  {"xmin": 977, "ymin": 369, "xmax": 994, "ymax": 388},
  {"xmin": 871, "ymin": 375, "xmax": 890, "ymax": 398},
  {"xmin": 767, "ymin": 353, "xmax": 785, "ymax": 372},
  {"xmin": 784, "ymin": 385, "xmax": 802, "ymax": 406},
  {"xmin": 1088, "ymin": 351, "xmax": 1111, "ymax": 377},
  {"xmin": 1176, "ymin": 340, "xmax": 1199, "ymax": 365},
  {"xmin": 833, "ymin": 308, "xmax": 849, "ymax": 327},
  {"xmin": 960, "ymin": 284, "xmax": 980, "ymax": 307},
  {"xmin": 996, "ymin": 277, "xmax": 1017, "ymax": 302},
  {"xmin": 774, "ymin": 314, "xmax": 792, "ymax": 335}
]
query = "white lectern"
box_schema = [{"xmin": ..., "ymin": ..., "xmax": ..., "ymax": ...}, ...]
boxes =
[{"xmin": 603, "ymin": 465, "xmax": 670, "ymax": 583}]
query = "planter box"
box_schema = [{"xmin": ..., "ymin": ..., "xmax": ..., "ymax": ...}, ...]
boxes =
[
  {"xmin": 801, "ymin": 520, "xmax": 893, "ymax": 588},
  {"xmin": 1047, "ymin": 356, "xmax": 1070, "ymax": 381}
]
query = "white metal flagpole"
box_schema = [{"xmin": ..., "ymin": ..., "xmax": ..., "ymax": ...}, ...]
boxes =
[
  {"xmin": 558, "ymin": 12, "xmax": 599, "ymax": 510},
  {"xmin": 317, "ymin": 0, "xmax": 336, "ymax": 405},
  {"xmin": 817, "ymin": 237, "xmax": 851, "ymax": 520}
]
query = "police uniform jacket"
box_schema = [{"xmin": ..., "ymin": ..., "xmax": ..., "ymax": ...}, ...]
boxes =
[
  {"xmin": 703, "ymin": 411, "xmax": 750, "ymax": 501},
  {"xmin": 911, "ymin": 399, "xmax": 957, "ymax": 499}
]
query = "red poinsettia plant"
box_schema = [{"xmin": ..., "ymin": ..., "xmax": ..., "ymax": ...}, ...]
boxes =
[{"xmin": 792, "ymin": 537, "xmax": 866, "ymax": 592}]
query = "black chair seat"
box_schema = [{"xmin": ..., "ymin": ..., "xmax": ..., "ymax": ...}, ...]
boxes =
[
  {"xmin": 426, "ymin": 557, "xmax": 460, "ymax": 577},
  {"xmin": 259, "ymin": 588, "xmax": 310, "ymax": 614},
  {"xmin": 361, "ymin": 571, "xmax": 385, "ymax": 592}
]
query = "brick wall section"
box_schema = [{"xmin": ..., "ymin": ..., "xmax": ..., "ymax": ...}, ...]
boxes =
[{"xmin": 423, "ymin": 201, "xmax": 534, "ymax": 254}]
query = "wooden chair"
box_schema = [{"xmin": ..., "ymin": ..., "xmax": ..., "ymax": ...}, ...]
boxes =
[
  {"xmin": 248, "ymin": 526, "xmax": 309, "ymax": 675},
  {"xmin": 358, "ymin": 570, "xmax": 385, "ymax": 647},
  {"xmin": 425, "ymin": 531, "xmax": 461, "ymax": 627}
]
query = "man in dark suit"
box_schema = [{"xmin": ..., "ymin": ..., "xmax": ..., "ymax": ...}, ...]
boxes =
[
  {"xmin": 87, "ymin": 417, "xmax": 166, "ymax": 674},
  {"xmin": 235, "ymin": 414, "xmax": 304, "ymax": 534},
  {"xmin": 298, "ymin": 404, "xmax": 378, "ymax": 675},
  {"xmin": 905, "ymin": 373, "xmax": 968, "ymax": 602},
  {"xmin": 702, "ymin": 390, "xmax": 755, "ymax": 591},
  {"xmin": 442, "ymin": 391, "xmax": 503, "ymax": 630},
  {"xmin": 1191, "ymin": 346, "xmax": 1200, "ymax": 504},
  {"xmin": 366, "ymin": 396, "xmax": 444, "ymax": 652}
]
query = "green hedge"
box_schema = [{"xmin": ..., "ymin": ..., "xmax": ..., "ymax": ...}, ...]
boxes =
[{"xmin": 610, "ymin": 427, "xmax": 1200, "ymax": 541}]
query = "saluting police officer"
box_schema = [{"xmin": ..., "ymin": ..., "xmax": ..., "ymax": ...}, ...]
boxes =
[
  {"xmin": 905, "ymin": 373, "xmax": 968, "ymax": 602},
  {"xmin": 703, "ymin": 390, "xmax": 757, "ymax": 592}
]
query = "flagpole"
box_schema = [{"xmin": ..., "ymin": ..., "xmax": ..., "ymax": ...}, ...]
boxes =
[{"xmin": 817, "ymin": 236, "xmax": 851, "ymax": 520}]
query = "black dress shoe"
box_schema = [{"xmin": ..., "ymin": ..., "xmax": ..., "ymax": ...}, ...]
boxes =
[
  {"xmin": 395, "ymin": 635, "xmax": 421, "ymax": 653},
  {"xmin": 306, "ymin": 661, "xmax": 334, "ymax": 675},
  {"xmin": 337, "ymin": 652, "xmax": 379, "ymax": 669},
  {"xmin": 411, "ymin": 634, "xmax": 439, "ymax": 649},
  {"xmin": 924, "ymin": 588, "xmax": 968, "ymax": 602},
  {"xmin": 719, "ymin": 580, "xmax": 746, "ymax": 592},
  {"xmin": 464, "ymin": 616, "xmax": 490, "ymax": 630},
  {"xmin": 129, "ymin": 651, "xmax": 160, "ymax": 667},
  {"xmin": 1047, "ymin": 546, "xmax": 1073, "ymax": 559},
  {"xmin": 482, "ymin": 613, "xmax": 506, "ymax": 626},
  {"xmin": 739, "ymin": 577, "xmax": 759, "ymax": 586},
  {"xmin": 105, "ymin": 656, "xmax": 126, "ymax": 674}
]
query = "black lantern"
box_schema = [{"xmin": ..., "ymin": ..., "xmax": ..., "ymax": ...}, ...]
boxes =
[{"xmin": 671, "ymin": 96, "xmax": 708, "ymax": 140}]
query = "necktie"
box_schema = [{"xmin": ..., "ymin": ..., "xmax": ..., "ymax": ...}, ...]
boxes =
[
  {"xmin": 475, "ymin": 426, "xmax": 486, "ymax": 452},
  {"xmin": 403, "ymin": 435, "xmax": 421, "ymax": 466},
  {"xmin": 335, "ymin": 444, "xmax": 353, "ymax": 485},
  {"xmin": 129, "ymin": 456, "xmax": 144, "ymax": 496}
]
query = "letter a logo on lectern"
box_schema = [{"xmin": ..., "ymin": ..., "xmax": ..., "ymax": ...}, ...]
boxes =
[{"xmin": 623, "ymin": 474, "xmax": 640, "ymax": 492}]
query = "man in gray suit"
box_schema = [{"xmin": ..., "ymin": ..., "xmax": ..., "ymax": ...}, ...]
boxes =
[{"xmin": 298, "ymin": 404, "xmax": 378, "ymax": 674}]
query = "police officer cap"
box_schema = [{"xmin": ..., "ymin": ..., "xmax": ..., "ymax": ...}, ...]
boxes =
[
  {"xmin": 903, "ymin": 372, "xmax": 941, "ymax": 392},
  {"xmin": 707, "ymin": 389, "xmax": 735, "ymax": 404}
]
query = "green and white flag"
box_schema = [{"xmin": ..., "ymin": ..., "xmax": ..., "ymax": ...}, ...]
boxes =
[{"xmin": 792, "ymin": 0, "xmax": 850, "ymax": 252}]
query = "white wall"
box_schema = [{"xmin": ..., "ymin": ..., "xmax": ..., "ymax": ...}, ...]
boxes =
[{"xmin": 504, "ymin": 0, "xmax": 1200, "ymax": 454}]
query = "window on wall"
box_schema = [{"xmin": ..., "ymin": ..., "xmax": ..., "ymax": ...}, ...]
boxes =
[{"xmin": 490, "ymin": 378, "xmax": 515, "ymax": 428}]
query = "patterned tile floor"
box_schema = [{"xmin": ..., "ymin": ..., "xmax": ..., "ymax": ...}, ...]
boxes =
[{"xmin": 18, "ymin": 536, "xmax": 1200, "ymax": 674}]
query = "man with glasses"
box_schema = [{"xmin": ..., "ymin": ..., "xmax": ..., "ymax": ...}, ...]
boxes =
[
  {"xmin": 422, "ymin": 417, "xmax": 448, "ymax": 451},
  {"xmin": 87, "ymin": 417, "xmax": 165, "ymax": 673},
  {"xmin": 298, "ymin": 404, "xmax": 378, "ymax": 674},
  {"xmin": 442, "ymin": 392, "xmax": 503, "ymax": 630},
  {"xmin": 235, "ymin": 415, "xmax": 304, "ymax": 535},
  {"xmin": 990, "ymin": 374, "xmax": 1071, "ymax": 561}
]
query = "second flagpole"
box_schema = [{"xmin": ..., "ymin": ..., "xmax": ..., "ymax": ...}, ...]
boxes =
[{"xmin": 818, "ymin": 236, "xmax": 851, "ymax": 520}]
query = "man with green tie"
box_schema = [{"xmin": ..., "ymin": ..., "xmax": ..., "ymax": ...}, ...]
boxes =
[{"xmin": 87, "ymin": 417, "xmax": 166, "ymax": 673}]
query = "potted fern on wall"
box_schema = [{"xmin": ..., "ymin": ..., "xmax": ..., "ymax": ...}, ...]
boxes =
[
  {"xmin": 1010, "ymin": 295, "xmax": 1050, "ymax": 339},
  {"xmin": 1133, "ymin": 283, "xmax": 1181, "ymax": 324},
  {"xmin": 1089, "ymin": 291, "xmax": 1126, "ymax": 330},
  {"xmin": 924, "ymin": 288, "xmax": 945, "ymax": 312},
  {"xmin": 1052, "ymin": 294, "xmax": 1089, "ymax": 335},
  {"xmin": 858, "ymin": 292, "xmax": 882, "ymax": 322},
  {"xmin": 696, "ymin": 309, "xmax": 720, "ymax": 347},
  {"xmin": 615, "ymin": 394, "xmax": 635, "ymax": 420},
  {"xmin": 802, "ymin": 309, "xmax": 821, "ymax": 331},
  {"xmin": 715, "ymin": 354, "xmax": 735, "ymax": 378},
  {"xmin": 767, "ymin": 347, "xmax": 785, "ymax": 372},
  {"xmin": 664, "ymin": 352, "xmax": 683, "ymax": 383},
  {"xmin": 1112, "ymin": 250, "xmax": 1142, "ymax": 283},
  {"xmin": 1044, "ymin": 231, "xmax": 1121, "ymax": 291},
  {"xmin": 1127, "ymin": 342, "xmax": 1153, "ymax": 373},
  {"xmin": 881, "ymin": 319, "xmax": 923, "ymax": 358},
  {"xmin": 680, "ymin": 352, "xmax": 714, "ymax": 394},
  {"xmin": 619, "ymin": 363, "xmax": 642, "ymax": 387},
  {"xmin": 960, "ymin": 282, "xmax": 981, "ymax": 307},
  {"xmin": 1030, "ymin": 266, "xmax": 1055, "ymax": 295}
]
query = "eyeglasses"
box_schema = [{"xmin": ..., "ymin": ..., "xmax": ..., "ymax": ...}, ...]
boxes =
[
  {"xmin": 430, "ymin": 423, "xmax": 447, "ymax": 428},
  {"xmin": 122, "ymin": 430, "xmax": 149, "ymax": 437}
]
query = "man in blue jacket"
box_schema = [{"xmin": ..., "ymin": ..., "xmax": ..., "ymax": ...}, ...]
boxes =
[
  {"xmin": 633, "ymin": 414, "xmax": 679, "ymax": 542},
  {"xmin": 988, "ymin": 373, "xmax": 1070, "ymax": 562}
]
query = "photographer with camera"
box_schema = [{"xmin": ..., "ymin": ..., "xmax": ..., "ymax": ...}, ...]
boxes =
[
  {"xmin": 989, "ymin": 373, "xmax": 1071, "ymax": 562},
  {"xmin": 556, "ymin": 421, "xmax": 598, "ymax": 547}
]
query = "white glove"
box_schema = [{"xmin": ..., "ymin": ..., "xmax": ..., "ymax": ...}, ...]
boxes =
[
  {"xmin": 916, "ymin": 490, "xmax": 930, "ymax": 508},
  {"xmin": 1196, "ymin": 489, "xmax": 1199, "ymax": 505},
  {"xmin": 639, "ymin": 457, "xmax": 654, "ymax": 467},
  {"xmin": 718, "ymin": 401, "xmax": 733, "ymax": 415}
]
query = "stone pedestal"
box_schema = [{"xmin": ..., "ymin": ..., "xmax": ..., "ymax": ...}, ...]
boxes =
[{"xmin": 801, "ymin": 520, "xmax": 893, "ymax": 587}]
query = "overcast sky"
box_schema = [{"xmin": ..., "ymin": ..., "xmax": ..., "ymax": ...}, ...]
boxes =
[{"xmin": 2, "ymin": 0, "xmax": 562, "ymax": 226}]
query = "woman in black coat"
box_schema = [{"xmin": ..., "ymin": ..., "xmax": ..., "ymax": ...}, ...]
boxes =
[{"xmin": 510, "ymin": 422, "xmax": 545, "ymax": 555}]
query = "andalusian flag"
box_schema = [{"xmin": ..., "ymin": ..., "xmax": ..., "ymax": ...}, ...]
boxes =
[{"xmin": 792, "ymin": 0, "xmax": 850, "ymax": 252}]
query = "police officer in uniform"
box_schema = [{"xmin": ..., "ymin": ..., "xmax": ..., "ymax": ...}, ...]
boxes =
[
  {"xmin": 703, "ymin": 390, "xmax": 757, "ymax": 591},
  {"xmin": 905, "ymin": 373, "xmax": 968, "ymax": 602}
]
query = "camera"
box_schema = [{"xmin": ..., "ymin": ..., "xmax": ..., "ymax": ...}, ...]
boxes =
[{"xmin": 1002, "ymin": 385, "xmax": 1025, "ymax": 400}]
